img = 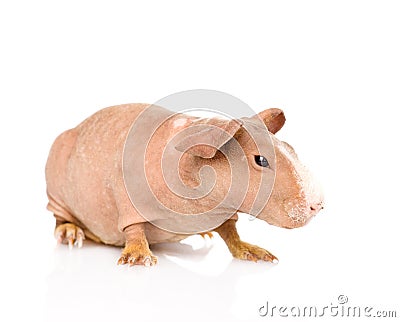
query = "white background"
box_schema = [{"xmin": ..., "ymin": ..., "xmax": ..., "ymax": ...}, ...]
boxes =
[{"xmin": 1, "ymin": 1, "xmax": 399, "ymax": 321}]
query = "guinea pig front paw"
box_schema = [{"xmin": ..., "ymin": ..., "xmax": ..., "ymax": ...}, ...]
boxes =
[
  {"xmin": 54, "ymin": 223, "xmax": 85, "ymax": 249},
  {"xmin": 117, "ymin": 244, "xmax": 158, "ymax": 267},
  {"xmin": 230, "ymin": 241, "xmax": 278, "ymax": 263}
]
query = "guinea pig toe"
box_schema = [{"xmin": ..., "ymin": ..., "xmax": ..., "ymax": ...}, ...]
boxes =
[
  {"xmin": 143, "ymin": 256, "xmax": 151, "ymax": 267},
  {"xmin": 117, "ymin": 254, "xmax": 137, "ymax": 266},
  {"xmin": 117, "ymin": 254, "xmax": 128, "ymax": 265},
  {"xmin": 151, "ymin": 255, "xmax": 158, "ymax": 265},
  {"xmin": 75, "ymin": 230, "xmax": 85, "ymax": 248},
  {"xmin": 142, "ymin": 255, "xmax": 157, "ymax": 267},
  {"xmin": 128, "ymin": 256, "xmax": 137, "ymax": 266},
  {"xmin": 252, "ymin": 247, "xmax": 277, "ymax": 263},
  {"xmin": 244, "ymin": 252, "xmax": 258, "ymax": 262},
  {"xmin": 264, "ymin": 252, "xmax": 279, "ymax": 263},
  {"xmin": 145, "ymin": 255, "xmax": 158, "ymax": 266},
  {"xmin": 128, "ymin": 254, "xmax": 158, "ymax": 266},
  {"xmin": 198, "ymin": 232, "xmax": 213, "ymax": 239}
]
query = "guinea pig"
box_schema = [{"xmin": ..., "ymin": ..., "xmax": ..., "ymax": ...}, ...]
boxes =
[{"xmin": 45, "ymin": 103, "xmax": 324, "ymax": 266}]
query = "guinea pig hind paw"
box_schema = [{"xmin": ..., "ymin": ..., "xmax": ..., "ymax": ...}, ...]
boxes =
[{"xmin": 54, "ymin": 223, "xmax": 85, "ymax": 249}]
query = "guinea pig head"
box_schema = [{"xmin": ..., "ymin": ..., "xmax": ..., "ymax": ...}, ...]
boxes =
[
  {"xmin": 173, "ymin": 108, "xmax": 324, "ymax": 229},
  {"xmin": 245, "ymin": 109, "xmax": 325, "ymax": 228}
]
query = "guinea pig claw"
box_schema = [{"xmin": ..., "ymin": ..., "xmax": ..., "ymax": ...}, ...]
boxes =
[
  {"xmin": 128, "ymin": 257, "xmax": 137, "ymax": 266},
  {"xmin": 117, "ymin": 255, "xmax": 127, "ymax": 265},
  {"xmin": 76, "ymin": 231, "xmax": 85, "ymax": 248},
  {"xmin": 265, "ymin": 254, "xmax": 279, "ymax": 263},
  {"xmin": 76, "ymin": 237, "xmax": 82, "ymax": 248},
  {"xmin": 68, "ymin": 236, "xmax": 74, "ymax": 250},
  {"xmin": 143, "ymin": 256, "xmax": 152, "ymax": 267}
]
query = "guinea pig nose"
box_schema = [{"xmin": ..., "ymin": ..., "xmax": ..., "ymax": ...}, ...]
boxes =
[{"xmin": 310, "ymin": 202, "xmax": 323, "ymax": 212}]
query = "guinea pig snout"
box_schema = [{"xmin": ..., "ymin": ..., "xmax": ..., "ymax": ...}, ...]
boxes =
[
  {"xmin": 310, "ymin": 201, "xmax": 324, "ymax": 214},
  {"xmin": 282, "ymin": 195, "xmax": 324, "ymax": 228},
  {"xmin": 306, "ymin": 179, "xmax": 325, "ymax": 216},
  {"xmin": 298, "ymin": 166, "xmax": 324, "ymax": 217}
]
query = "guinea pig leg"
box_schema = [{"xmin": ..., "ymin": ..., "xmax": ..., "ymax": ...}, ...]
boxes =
[
  {"xmin": 117, "ymin": 223, "xmax": 158, "ymax": 267},
  {"xmin": 54, "ymin": 222, "xmax": 85, "ymax": 249},
  {"xmin": 215, "ymin": 219, "xmax": 278, "ymax": 263}
]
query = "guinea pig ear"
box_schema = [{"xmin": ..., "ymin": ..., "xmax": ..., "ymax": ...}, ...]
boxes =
[
  {"xmin": 255, "ymin": 108, "xmax": 286, "ymax": 134},
  {"xmin": 175, "ymin": 118, "xmax": 242, "ymax": 158}
]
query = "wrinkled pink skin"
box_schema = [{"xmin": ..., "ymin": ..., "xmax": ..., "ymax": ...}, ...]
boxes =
[{"xmin": 46, "ymin": 104, "xmax": 324, "ymax": 265}]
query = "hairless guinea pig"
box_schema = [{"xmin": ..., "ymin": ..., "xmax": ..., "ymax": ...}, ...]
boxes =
[{"xmin": 45, "ymin": 103, "xmax": 324, "ymax": 266}]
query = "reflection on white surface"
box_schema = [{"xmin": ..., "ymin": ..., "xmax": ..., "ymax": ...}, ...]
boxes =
[{"xmin": 45, "ymin": 236, "xmax": 275, "ymax": 322}]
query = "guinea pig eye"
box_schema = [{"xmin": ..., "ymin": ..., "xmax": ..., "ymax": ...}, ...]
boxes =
[{"xmin": 254, "ymin": 155, "xmax": 269, "ymax": 168}]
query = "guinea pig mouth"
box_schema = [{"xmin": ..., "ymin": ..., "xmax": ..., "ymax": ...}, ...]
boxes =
[{"xmin": 285, "ymin": 206, "xmax": 316, "ymax": 228}]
